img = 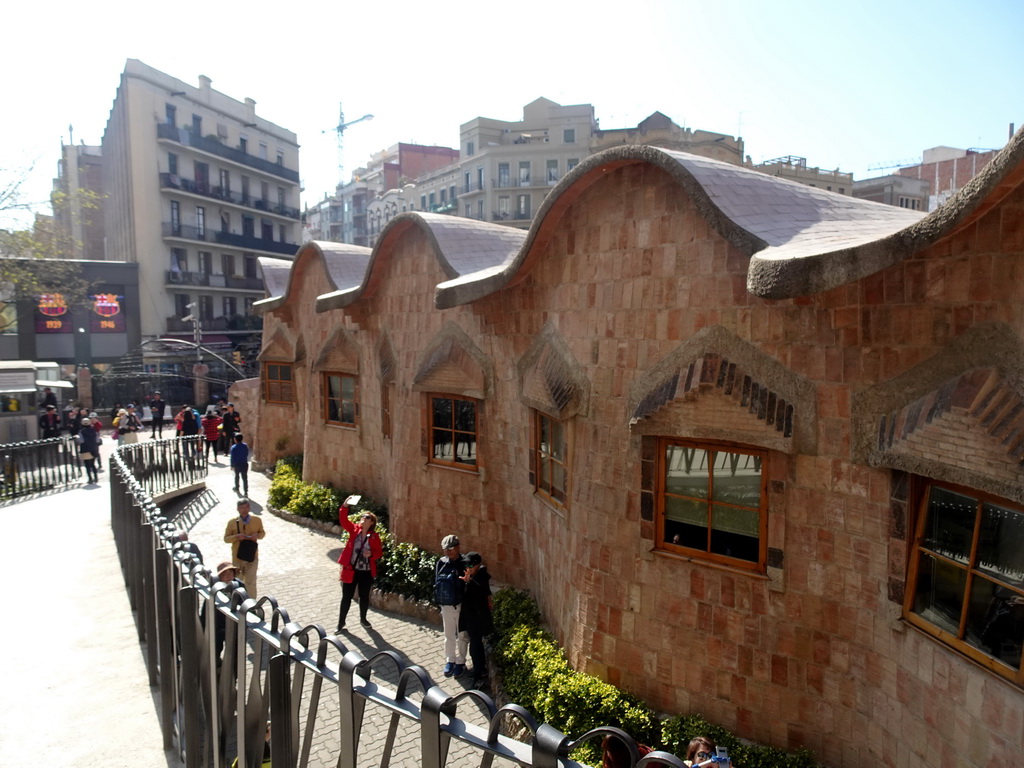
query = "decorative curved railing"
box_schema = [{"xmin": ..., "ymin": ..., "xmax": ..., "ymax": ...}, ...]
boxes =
[{"xmin": 109, "ymin": 439, "xmax": 683, "ymax": 768}]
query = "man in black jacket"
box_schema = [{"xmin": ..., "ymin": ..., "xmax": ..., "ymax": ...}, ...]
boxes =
[{"xmin": 149, "ymin": 391, "xmax": 167, "ymax": 438}]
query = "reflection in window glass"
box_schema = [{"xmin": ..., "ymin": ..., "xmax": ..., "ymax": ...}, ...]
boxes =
[
  {"xmin": 907, "ymin": 482, "xmax": 1024, "ymax": 680},
  {"xmin": 324, "ymin": 373, "xmax": 357, "ymax": 427},
  {"xmin": 660, "ymin": 440, "xmax": 764, "ymax": 567},
  {"xmin": 429, "ymin": 395, "xmax": 477, "ymax": 468},
  {"xmin": 535, "ymin": 411, "xmax": 569, "ymax": 507}
]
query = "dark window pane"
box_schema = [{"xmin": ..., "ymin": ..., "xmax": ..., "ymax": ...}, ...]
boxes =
[
  {"xmin": 965, "ymin": 576, "xmax": 1024, "ymax": 670},
  {"xmin": 432, "ymin": 429, "xmax": 452, "ymax": 461},
  {"xmin": 453, "ymin": 434, "xmax": 477, "ymax": 466},
  {"xmin": 341, "ymin": 376, "xmax": 356, "ymax": 400},
  {"xmin": 327, "ymin": 375, "xmax": 341, "ymax": 399},
  {"xmin": 327, "ymin": 398, "xmax": 340, "ymax": 422},
  {"xmin": 550, "ymin": 419, "xmax": 565, "ymax": 461},
  {"xmin": 432, "ymin": 397, "xmax": 452, "ymax": 428},
  {"xmin": 537, "ymin": 454, "xmax": 550, "ymax": 492},
  {"xmin": 455, "ymin": 399, "xmax": 476, "ymax": 431},
  {"xmin": 920, "ymin": 486, "xmax": 976, "ymax": 565},
  {"xmin": 976, "ymin": 502, "xmax": 1024, "ymax": 589},
  {"xmin": 711, "ymin": 504, "xmax": 759, "ymax": 561},
  {"xmin": 341, "ymin": 401, "xmax": 356, "ymax": 424},
  {"xmin": 912, "ymin": 552, "xmax": 967, "ymax": 635}
]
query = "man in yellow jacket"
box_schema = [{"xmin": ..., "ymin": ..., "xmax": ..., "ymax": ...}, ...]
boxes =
[{"xmin": 223, "ymin": 498, "xmax": 265, "ymax": 596}]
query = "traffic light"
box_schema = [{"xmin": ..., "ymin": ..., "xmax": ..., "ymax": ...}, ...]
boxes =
[{"xmin": 232, "ymin": 351, "xmax": 243, "ymax": 366}]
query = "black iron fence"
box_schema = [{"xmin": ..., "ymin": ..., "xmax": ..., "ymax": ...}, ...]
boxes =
[
  {"xmin": 109, "ymin": 441, "xmax": 683, "ymax": 768},
  {"xmin": 0, "ymin": 435, "xmax": 84, "ymax": 499}
]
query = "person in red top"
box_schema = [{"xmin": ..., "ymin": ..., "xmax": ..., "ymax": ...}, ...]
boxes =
[
  {"xmin": 335, "ymin": 497, "xmax": 383, "ymax": 632},
  {"xmin": 201, "ymin": 407, "xmax": 223, "ymax": 461}
]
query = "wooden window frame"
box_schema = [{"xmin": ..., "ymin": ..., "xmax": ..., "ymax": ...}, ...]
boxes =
[
  {"xmin": 533, "ymin": 410, "xmax": 569, "ymax": 510},
  {"xmin": 263, "ymin": 362, "xmax": 295, "ymax": 405},
  {"xmin": 323, "ymin": 372, "xmax": 358, "ymax": 428},
  {"xmin": 427, "ymin": 394, "xmax": 478, "ymax": 471},
  {"xmin": 655, "ymin": 437, "xmax": 768, "ymax": 572},
  {"xmin": 904, "ymin": 479, "xmax": 1024, "ymax": 685}
]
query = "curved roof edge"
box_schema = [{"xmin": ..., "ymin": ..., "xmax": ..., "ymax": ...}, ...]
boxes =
[
  {"xmin": 316, "ymin": 212, "xmax": 527, "ymax": 312},
  {"xmin": 254, "ymin": 240, "xmax": 372, "ymax": 314},
  {"xmin": 748, "ymin": 125, "xmax": 1024, "ymax": 299}
]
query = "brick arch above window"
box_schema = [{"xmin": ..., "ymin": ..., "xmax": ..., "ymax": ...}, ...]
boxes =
[
  {"xmin": 628, "ymin": 325, "xmax": 816, "ymax": 454},
  {"xmin": 412, "ymin": 321, "xmax": 493, "ymax": 400},
  {"xmin": 313, "ymin": 327, "xmax": 360, "ymax": 374},
  {"xmin": 516, "ymin": 322, "xmax": 590, "ymax": 420},
  {"xmin": 257, "ymin": 324, "xmax": 303, "ymax": 363},
  {"xmin": 856, "ymin": 323, "xmax": 1024, "ymax": 504}
]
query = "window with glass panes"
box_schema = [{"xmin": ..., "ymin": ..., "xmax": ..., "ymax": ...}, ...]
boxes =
[
  {"xmin": 657, "ymin": 439, "xmax": 766, "ymax": 570},
  {"xmin": 534, "ymin": 411, "xmax": 568, "ymax": 508},
  {"xmin": 906, "ymin": 482, "xmax": 1024, "ymax": 683},
  {"xmin": 429, "ymin": 395, "xmax": 477, "ymax": 469},
  {"xmin": 263, "ymin": 363, "xmax": 294, "ymax": 404},
  {"xmin": 323, "ymin": 372, "xmax": 358, "ymax": 427}
]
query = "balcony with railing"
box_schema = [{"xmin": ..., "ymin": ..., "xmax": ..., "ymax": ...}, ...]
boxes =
[
  {"xmin": 165, "ymin": 271, "xmax": 264, "ymax": 290},
  {"xmin": 160, "ymin": 172, "xmax": 300, "ymax": 219},
  {"xmin": 157, "ymin": 123, "xmax": 299, "ymax": 183},
  {"xmin": 164, "ymin": 314, "xmax": 264, "ymax": 333},
  {"xmin": 162, "ymin": 222, "xmax": 299, "ymax": 257}
]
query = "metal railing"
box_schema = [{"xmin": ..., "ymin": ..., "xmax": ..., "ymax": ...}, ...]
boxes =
[
  {"xmin": 159, "ymin": 173, "xmax": 301, "ymax": 219},
  {"xmin": 109, "ymin": 440, "xmax": 683, "ymax": 768},
  {"xmin": 157, "ymin": 123, "xmax": 300, "ymax": 184},
  {"xmin": 0, "ymin": 435, "xmax": 83, "ymax": 499}
]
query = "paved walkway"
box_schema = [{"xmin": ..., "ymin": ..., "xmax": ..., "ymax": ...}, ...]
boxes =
[{"xmin": 0, "ymin": 441, "xmax": 514, "ymax": 768}]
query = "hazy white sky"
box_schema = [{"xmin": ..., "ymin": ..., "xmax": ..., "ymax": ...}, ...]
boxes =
[{"xmin": 3, "ymin": 0, "xmax": 1021, "ymax": 227}]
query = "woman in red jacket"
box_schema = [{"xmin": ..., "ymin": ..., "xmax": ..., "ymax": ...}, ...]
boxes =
[{"xmin": 336, "ymin": 501, "xmax": 383, "ymax": 632}]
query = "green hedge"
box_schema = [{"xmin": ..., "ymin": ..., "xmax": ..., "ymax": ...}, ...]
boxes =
[{"xmin": 491, "ymin": 589, "xmax": 819, "ymax": 768}]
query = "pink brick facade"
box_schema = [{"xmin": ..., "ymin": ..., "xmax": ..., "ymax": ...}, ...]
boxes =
[{"xmin": 251, "ymin": 138, "xmax": 1024, "ymax": 767}]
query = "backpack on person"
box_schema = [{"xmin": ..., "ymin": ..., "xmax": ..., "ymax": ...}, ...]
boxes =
[{"xmin": 434, "ymin": 558, "xmax": 465, "ymax": 606}]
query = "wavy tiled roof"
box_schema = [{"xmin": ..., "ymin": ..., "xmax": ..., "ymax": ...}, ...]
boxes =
[
  {"xmin": 260, "ymin": 127, "xmax": 1024, "ymax": 310},
  {"xmin": 255, "ymin": 241, "xmax": 372, "ymax": 313}
]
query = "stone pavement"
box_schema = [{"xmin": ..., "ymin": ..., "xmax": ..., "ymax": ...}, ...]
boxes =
[{"xmin": 167, "ymin": 449, "xmax": 520, "ymax": 768}]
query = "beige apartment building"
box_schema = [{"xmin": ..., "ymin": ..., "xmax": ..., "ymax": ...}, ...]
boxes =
[
  {"xmin": 102, "ymin": 59, "xmax": 300, "ymax": 343},
  {"xmin": 456, "ymin": 97, "xmax": 596, "ymax": 226}
]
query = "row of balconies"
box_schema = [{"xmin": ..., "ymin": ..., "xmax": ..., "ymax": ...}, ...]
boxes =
[
  {"xmin": 161, "ymin": 222, "xmax": 298, "ymax": 257},
  {"xmin": 165, "ymin": 271, "xmax": 264, "ymax": 290},
  {"xmin": 492, "ymin": 211, "xmax": 532, "ymax": 222},
  {"xmin": 157, "ymin": 123, "xmax": 300, "ymax": 184},
  {"xmin": 164, "ymin": 314, "xmax": 264, "ymax": 333},
  {"xmin": 159, "ymin": 173, "xmax": 300, "ymax": 219}
]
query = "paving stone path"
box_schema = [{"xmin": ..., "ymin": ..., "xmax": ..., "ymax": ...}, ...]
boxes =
[{"xmin": 175, "ymin": 456, "xmax": 521, "ymax": 768}]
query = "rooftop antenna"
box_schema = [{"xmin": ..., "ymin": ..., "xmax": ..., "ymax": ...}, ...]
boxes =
[{"xmin": 323, "ymin": 103, "xmax": 373, "ymax": 186}]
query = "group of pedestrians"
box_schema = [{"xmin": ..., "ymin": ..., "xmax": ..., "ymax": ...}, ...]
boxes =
[
  {"xmin": 331, "ymin": 498, "xmax": 494, "ymax": 690},
  {"xmin": 435, "ymin": 534, "xmax": 493, "ymax": 689}
]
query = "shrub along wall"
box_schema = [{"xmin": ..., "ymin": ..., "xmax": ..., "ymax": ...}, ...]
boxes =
[{"xmin": 268, "ymin": 461, "xmax": 818, "ymax": 768}]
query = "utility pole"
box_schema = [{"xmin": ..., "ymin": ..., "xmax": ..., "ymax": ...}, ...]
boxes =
[{"xmin": 181, "ymin": 303, "xmax": 202, "ymax": 363}]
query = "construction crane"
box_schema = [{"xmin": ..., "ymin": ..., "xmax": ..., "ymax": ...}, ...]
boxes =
[
  {"xmin": 323, "ymin": 104, "xmax": 374, "ymax": 186},
  {"xmin": 867, "ymin": 157, "xmax": 921, "ymax": 172}
]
